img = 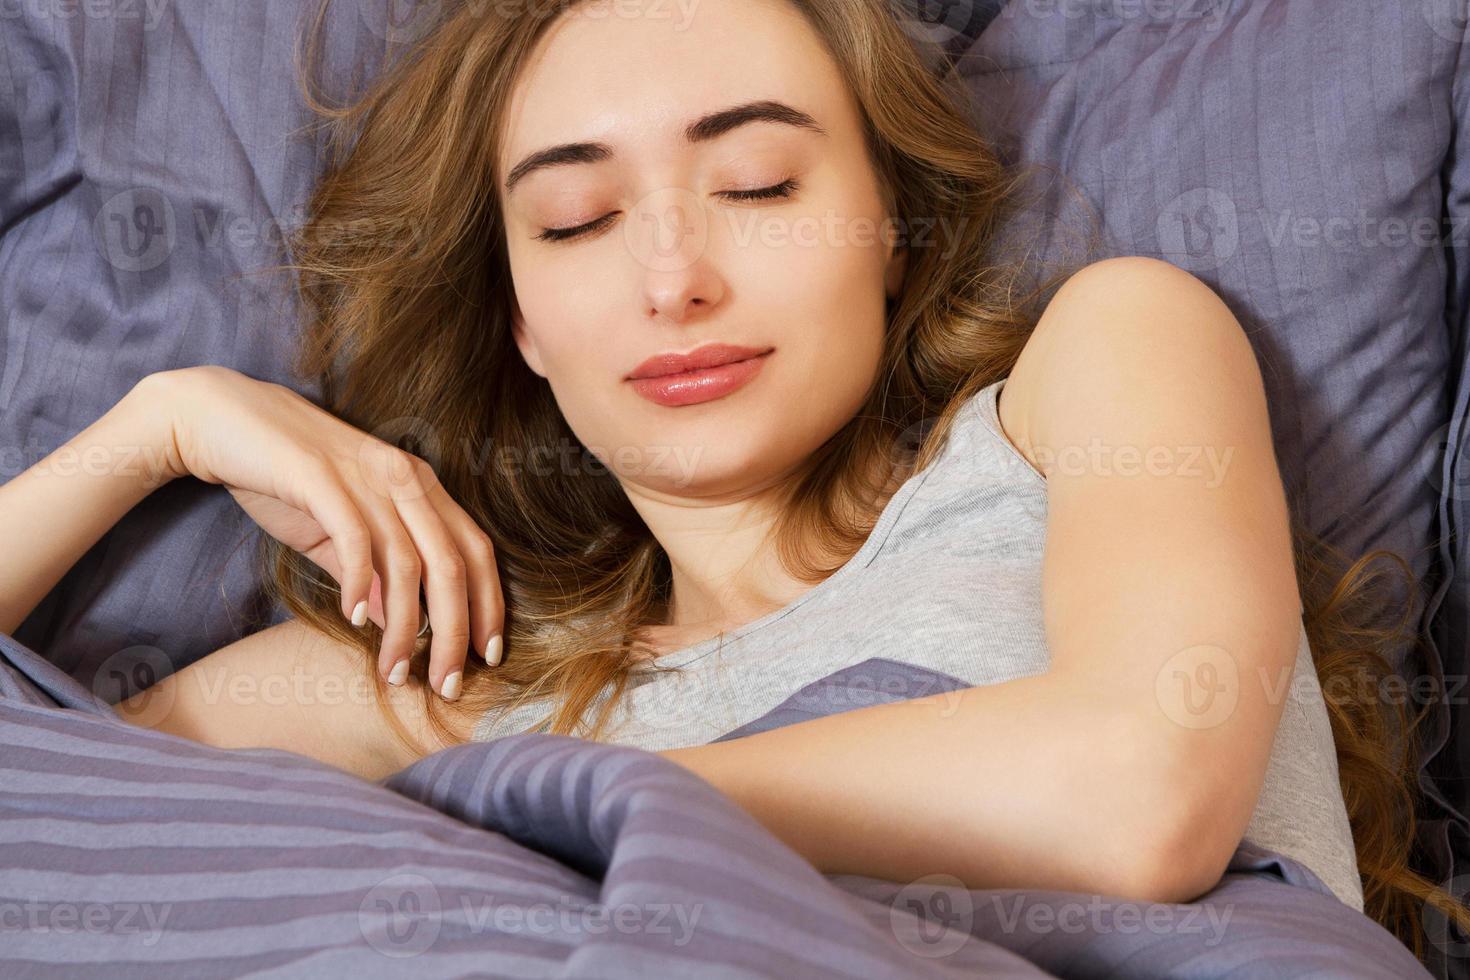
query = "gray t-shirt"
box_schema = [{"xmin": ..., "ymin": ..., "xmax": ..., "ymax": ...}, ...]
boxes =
[{"xmin": 473, "ymin": 376, "xmax": 1364, "ymax": 911}]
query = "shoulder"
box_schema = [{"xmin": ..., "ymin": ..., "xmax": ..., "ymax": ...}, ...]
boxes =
[{"xmin": 994, "ymin": 257, "xmax": 1265, "ymax": 480}]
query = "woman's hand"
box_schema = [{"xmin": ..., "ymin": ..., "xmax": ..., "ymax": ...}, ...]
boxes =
[{"xmin": 143, "ymin": 365, "xmax": 504, "ymax": 699}]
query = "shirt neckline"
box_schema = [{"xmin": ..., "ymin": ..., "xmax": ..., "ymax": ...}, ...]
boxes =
[{"xmin": 644, "ymin": 380, "xmax": 1000, "ymax": 670}]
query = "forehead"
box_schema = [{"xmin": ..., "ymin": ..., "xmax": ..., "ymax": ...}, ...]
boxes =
[{"xmin": 499, "ymin": 0, "xmax": 848, "ymax": 173}]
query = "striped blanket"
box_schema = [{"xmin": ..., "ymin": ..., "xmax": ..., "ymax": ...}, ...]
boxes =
[{"xmin": 0, "ymin": 632, "xmax": 1430, "ymax": 978}]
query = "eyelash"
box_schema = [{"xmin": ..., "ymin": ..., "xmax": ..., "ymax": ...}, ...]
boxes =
[{"xmin": 535, "ymin": 177, "xmax": 801, "ymax": 244}]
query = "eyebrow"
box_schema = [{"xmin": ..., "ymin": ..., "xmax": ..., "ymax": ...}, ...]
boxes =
[{"xmin": 503, "ymin": 99, "xmax": 827, "ymax": 194}]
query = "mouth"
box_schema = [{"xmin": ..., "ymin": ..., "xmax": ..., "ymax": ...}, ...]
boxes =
[
  {"xmin": 626, "ymin": 348, "xmax": 774, "ymax": 408},
  {"xmin": 626, "ymin": 343, "xmax": 775, "ymax": 381}
]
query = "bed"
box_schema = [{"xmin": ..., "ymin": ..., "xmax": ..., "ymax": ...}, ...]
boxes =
[{"xmin": 1, "ymin": 0, "xmax": 1466, "ymax": 975}]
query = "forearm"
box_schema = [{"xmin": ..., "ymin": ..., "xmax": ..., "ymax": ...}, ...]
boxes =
[
  {"xmin": 659, "ymin": 668, "xmax": 1205, "ymax": 904},
  {"xmin": 0, "ymin": 374, "xmax": 182, "ymax": 635}
]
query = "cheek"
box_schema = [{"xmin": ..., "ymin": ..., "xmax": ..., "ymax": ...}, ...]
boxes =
[
  {"xmin": 722, "ymin": 160, "xmax": 892, "ymax": 327},
  {"xmin": 732, "ymin": 211, "xmax": 890, "ymax": 339},
  {"xmin": 731, "ymin": 235, "xmax": 888, "ymax": 428},
  {"xmin": 512, "ymin": 271, "xmax": 609, "ymax": 373}
]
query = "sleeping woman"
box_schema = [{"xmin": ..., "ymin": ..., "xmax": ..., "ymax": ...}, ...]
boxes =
[{"xmin": 3, "ymin": 0, "xmax": 1464, "ymax": 960}]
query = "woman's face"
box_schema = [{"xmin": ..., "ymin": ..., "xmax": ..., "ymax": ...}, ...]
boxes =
[{"xmin": 499, "ymin": 0, "xmax": 905, "ymax": 499}]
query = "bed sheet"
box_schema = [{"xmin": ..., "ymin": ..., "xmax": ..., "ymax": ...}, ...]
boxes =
[{"xmin": 0, "ymin": 632, "xmax": 1432, "ymax": 978}]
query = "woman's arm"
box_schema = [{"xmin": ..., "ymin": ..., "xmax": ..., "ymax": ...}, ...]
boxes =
[
  {"xmin": 6, "ymin": 363, "xmax": 502, "ymax": 697},
  {"xmin": 660, "ymin": 668, "xmax": 1191, "ymax": 903},
  {"xmin": 661, "ymin": 257, "xmax": 1301, "ymax": 906},
  {"xmin": 0, "ymin": 373, "xmax": 183, "ymax": 635},
  {"xmin": 115, "ymin": 616, "xmax": 466, "ymax": 783}
]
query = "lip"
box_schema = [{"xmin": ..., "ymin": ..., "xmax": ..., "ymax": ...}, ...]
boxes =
[
  {"xmin": 626, "ymin": 343, "xmax": 774, "ymax": 381},
  {"xmin": 627, "ymin": 346, "xmax": 773, "ymax": 408}
]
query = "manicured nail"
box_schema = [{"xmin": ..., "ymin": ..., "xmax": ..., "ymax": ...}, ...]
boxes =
[
  {"xmin": 351, "ymin": 600, "xmax": 368, "ymax": 628},
  {"xmin": 387, "ymin": 660, "xmax": 410, "ymax": 687},
  {"xmin": 485, "ymin": 634, "xmax": 503, "ymax": 666},
  {"xmin": 441, "ymin": 670, "xmax": 462, "ymax": 701}
]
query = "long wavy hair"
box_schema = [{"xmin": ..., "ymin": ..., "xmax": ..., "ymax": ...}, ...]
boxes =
[{"xmin": 260, "ymin": 0, "xmax": 1469, "ymax": 959}]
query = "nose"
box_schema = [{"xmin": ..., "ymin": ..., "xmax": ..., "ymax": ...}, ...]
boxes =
[
  {"xmin": 642, "ymin": 264, "xmax": 725, "ymax": 324},
  {"xmin": 628, "ymin": 188, "xmax": 727, "ymax": 323}
]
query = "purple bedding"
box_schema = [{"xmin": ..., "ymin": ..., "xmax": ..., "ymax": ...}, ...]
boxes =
[
  {"xmin": 2, "ymin": 0, "xmax": 1468, "ymax": 974},
  {"xmin": 0, "ymin": 634, "xmax": 1432, "ymax": 978}
]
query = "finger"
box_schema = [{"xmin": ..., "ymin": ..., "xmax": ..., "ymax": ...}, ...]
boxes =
[
  {"xmin": 426, "ymin": 482, "xmax": 505, "ymax": 666},
  {"xmin": 366, "ymin": 571, "xmax": 385, "ymax": 630},
  {"xmin": 350, "ymin": 569, "xmax": 386, "ymax": 630},
  {"xmin": 302, "ymin": 541, "xmax": 387, "ymax": 631},
  {"xmin": 299, "ymin": 462, "xmax": 375, "ymax": 629},
  {"xmin": 395, "ymin": 490, "xmax": 471, "ymax": 700},
  {"xmin": 361, "ymin": 500, "xmax": 423, "ymax": 685}
]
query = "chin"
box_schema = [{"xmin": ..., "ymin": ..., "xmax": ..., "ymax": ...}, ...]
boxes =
[{"xmin": 632, "ymin": 436, "xmax": 776, "ymax": 495}]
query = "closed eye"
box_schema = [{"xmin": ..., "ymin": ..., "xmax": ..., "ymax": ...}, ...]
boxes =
[
  {"xmin": 534, "ymin": 177, "xmax": 801, "ymax": 244},
  {"xmin": 721, "ymin": 177, "xmax": 800, "ymax": 203}
]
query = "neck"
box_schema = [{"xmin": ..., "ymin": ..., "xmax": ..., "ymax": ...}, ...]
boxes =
[
  {"xmin": 637, "ymin": 481, "xmax": 803, "ymax": 633},
  {"xmin": 628, "ymin": 440, "xmax": 916, "ymax": 636}
]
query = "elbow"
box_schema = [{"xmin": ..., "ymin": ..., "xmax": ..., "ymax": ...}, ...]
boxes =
[
  {"xmin": 1111, "ymin": 783, "xmax": 1237, "ymax": 906},
  {"xmin": 1091, "ymin": 726, "xmax": 1237, "ymax": 905},
  {"xmin": 1117, "ymin": 837, "xmax": 1227, "ymax": 907}
]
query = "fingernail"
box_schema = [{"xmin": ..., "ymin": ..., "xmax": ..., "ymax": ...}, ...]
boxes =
[
  {"xmin": 387, "ymin": 660, "xmax": 410, "ymax": 687},
  {"xmin": 351, "ymin": 600, "xmax": 368, "ymax": 628},
  {"xmin": 441, "ymin": 670, "xmax": 462, "ymax": 701},
  {"xmin": 485, "ymin": 634, "xmax": 503, "ymax": 666}
]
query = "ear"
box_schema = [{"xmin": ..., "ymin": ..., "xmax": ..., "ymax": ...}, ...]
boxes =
[
  {"xmin": 878, "ymin": 183, "xmax": 907, "ymax": 302},
  {"xmin": 509, "ymin": 294, "xmax": 548, "ymax": 379},
  {"xmin": 884, "ymin": 242, "xmax": 908, "ymax": 301}
]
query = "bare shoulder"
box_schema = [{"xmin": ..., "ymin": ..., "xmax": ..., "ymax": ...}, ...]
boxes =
[
  {"xmin": 994, "ymin": 256, "xmax": 1262, "ymax": 479},
  {"xmin": 115, "ymin": 616, "xmax": 468, "ymax": 781}
]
